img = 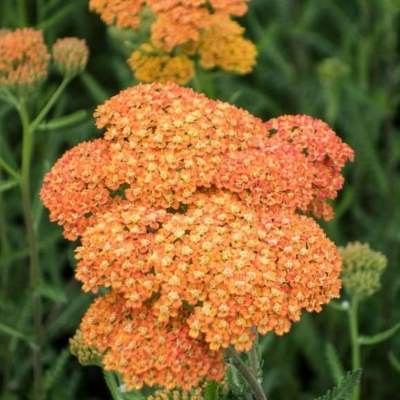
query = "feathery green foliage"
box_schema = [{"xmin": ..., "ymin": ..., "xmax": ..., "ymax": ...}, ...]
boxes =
[{"xmin": 312, "ymin": 370, "xmax": 362, "ymax": 400}]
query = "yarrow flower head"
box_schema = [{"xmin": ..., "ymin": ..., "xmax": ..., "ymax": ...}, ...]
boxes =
[
  {"xmin": 339, "ymin": 242, "xmax": 387, "ymax": 299},
  {"xmin": 40, "ymin": 82, "xmax": 354, "ymax": 391},
  {"xmin": 52, "ymin": 37, "xmax": 89, "ymax": 78},
  {"xmin": 89, "ymin": 0, "xmax": 256, "ymax": 84},
  {"xmin": 128, "ymin": 44, "xmax": 194, "ymax": 85},
  {"xmin": 0, "ymin": 28, "xmax": 50, "ymax": 95}
]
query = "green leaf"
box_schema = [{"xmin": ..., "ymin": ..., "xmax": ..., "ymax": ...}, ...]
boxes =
[
  {"xmin": 42, "ymin": 348, "xmax": 70, "ymax": 393},
  {"xmin": 225, "ymin": 364, "xmax": 250, "ymax": 397},
  {"xmin": 36, "ymin": 3, "xmax": 75, "ymax": 31},
  {"xmin": 123, "ymin": 388, "xmax": 147, "ymax": 400},
  {"xmin": 204, "ymin": 380, "xmax": 220, "ymax": 400},
  {"xmin": 33, "ymin": 283, "xmax": 67, "ymax": 304},
  {"xmin": 312, "ymin": 369, "xmax": 362, "ymax": 400},
  {"xmin": 0, "ymin": 322, "xmax": 37, "ymax": 349},
  {"xmin": 326, "ymin": 342, "xmax": 346, "ymax": 384},
  {"xmin": 0, "ymin": 180, "xmax": 18, "ymax": 193},
  {"xmin": 103, "ymin": 370, "xmax": 123, "ymax": 400},
  {"xmin": 358, "ymin": 322, "xmax": 400, "ymax": 345},
  {"xmin": 388, "ymin": 352, "xmax": 400, "ymax": 374},
  {"xmin": 36, "ymin": 110, "xmax": 88, "ymax": 131}
]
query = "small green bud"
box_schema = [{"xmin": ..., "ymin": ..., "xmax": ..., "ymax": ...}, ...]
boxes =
[
  {"xmin": 340, "ymin": 242, "xmax": 387, "ymax": 299},
  {"xmin": 52, "ymin": 37, "xmax": 89, "ymax": 78}
]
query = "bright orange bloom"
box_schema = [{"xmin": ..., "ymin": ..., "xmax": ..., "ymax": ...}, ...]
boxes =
[
  {"xmin": 52, "ymin": 37, "xmax": 89, "ymax": 77},
  {"xmin": 89, "ymin": 0, "xmax": 146, "ymax": 29},
  {"xmin": 150, "ymin": 5, "xmax": 211, "ymax": 52},
  {"xmin": 0, "ymin": 28, "xmax": 50, "ymax": 94},
  {"xmin": 41, "ymin": 82, "xmax": 354, "ymax": 390},
  {"xmin": 264, "ymin": 114, "xmax": 355, "ymax": 219},
  {"xmin": 74, "ymin": 290, "xmax": 225, "ymax": 391}
]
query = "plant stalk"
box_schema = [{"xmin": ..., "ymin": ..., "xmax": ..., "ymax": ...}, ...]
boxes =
[
  {"xmin": 349, "ymin": 297, "xmax": 361, "ymax": 400},
  {"xmin": 226, "ymin": 346, "xmax": 267, "ymax": 400},
  {"xmin": 18, "ymin": 101, "xmax": 42, "ymax": 400}
]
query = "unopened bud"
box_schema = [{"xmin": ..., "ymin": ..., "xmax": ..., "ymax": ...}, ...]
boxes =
[
  {"xmin": 340, "ymin": 242, "xmax": 387, "ymax": 299},
  {"xmin": 52, "ymin": 37, "xmax": 89, "ymax": 78},
  {"xmin": 0, "ymin": 28, "xmax": 50, "ymax": 96}
]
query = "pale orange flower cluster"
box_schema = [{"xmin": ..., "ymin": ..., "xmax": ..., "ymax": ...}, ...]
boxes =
[
  {"xmin": 40, "ymin": 82, "xmax": 354, "ymax": 391},
  {"xmin": 0, "ymin": 28, "xmax": 50, "ymax": 94},
  {"xmin": 89, "ymin": 0, "xmax": 257, "ymax": 84}
]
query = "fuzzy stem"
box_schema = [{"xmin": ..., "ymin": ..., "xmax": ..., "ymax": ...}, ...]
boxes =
[{"xmin": 226, "ymin": 346, "xmax": 267, "ymax": 400}]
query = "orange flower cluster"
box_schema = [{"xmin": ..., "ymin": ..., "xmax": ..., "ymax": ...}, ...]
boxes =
[
  {"xmin": 52, "ymin": 37, "xmax": 89, "ymax": 78},
  {"xmin": 41, "ymin": 82, "xmax": 354, "ymax": 391},
  {"xmin": 0, "ymin": 28, "xmax": 50, "ymax": 94},
  {"xmin": 89, "ymin": 0, "xmax": 256, "ymax": 84}
]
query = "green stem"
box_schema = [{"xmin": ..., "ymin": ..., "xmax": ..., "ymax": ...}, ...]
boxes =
[
  {"xmin": 249, "ymin": 328, "xmax": 261, "ymax": 378},
  {"xmin": 18, "ymin": 101, "xmax": 43, "ymax": 400},
  {"xmin": 226, "ymin": 346, "xmax": 267, "ymax": 400},
  {"xmin": 31, "ymin": 76, "xmax": 71, "ymax": 132},
  {"xmin": 349, "ymin": 297, "xmax": 361, "ymax": 400},
  {"xmin": 0, "ymin": 168, "xmax": 12, "ymax": 396}
]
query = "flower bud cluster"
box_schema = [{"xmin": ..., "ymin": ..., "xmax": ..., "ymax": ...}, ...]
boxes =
[
  {"xmin": 0, "ymin": 28, "xmax": 50, "ymax": 95},
  {"xmin": 52, "ymin": 37, "xmax": 89, "ymax": 78},
  {"xmin": 340, "ymin": 242, "xmax": 387, "ymax": 299},
  {"xmin": 0, "ymin": 29, "xmax": 89, "ymax": 97}
]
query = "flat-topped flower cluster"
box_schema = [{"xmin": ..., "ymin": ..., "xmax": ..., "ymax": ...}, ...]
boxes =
[
  {"xmin": 89, "ymin": 0, "xmax": 257, "ymax": 84},
  {"xmin": 40, "ymin": 82, "xmax": 354, "ymax": 391}
]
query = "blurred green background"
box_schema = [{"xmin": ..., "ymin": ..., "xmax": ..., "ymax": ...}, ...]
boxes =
[{"xmin": 1, "ymin": 0, "xmax": 400, "ymax": 399}]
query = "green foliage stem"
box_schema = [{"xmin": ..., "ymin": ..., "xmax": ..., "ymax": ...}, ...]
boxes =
[
  {"xmin": 225, "ymin": 346, "xmax": 267, "ymax": 400},
  {"xmin": 18, "ymin": 99, "xmax": 43, "ymax": 400},
  {"xmin": 313, "ymin": 370, "xmax": 362, "ymax": 400},
  {"xmin": 348, "ymin": 298, "xmax": 360, "ymax": 400}
]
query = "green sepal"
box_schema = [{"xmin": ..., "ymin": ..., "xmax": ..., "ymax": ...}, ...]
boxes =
[
  {"xmin": 358, "ymin": 322, "xmax": 400, "ymax": 345},
  {"xmin": 312, "ymin": 369, "xmax": 362, "ymax": 400}
]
